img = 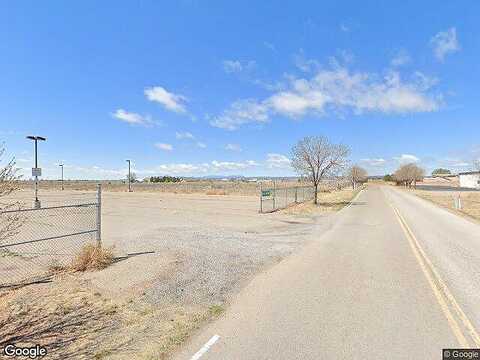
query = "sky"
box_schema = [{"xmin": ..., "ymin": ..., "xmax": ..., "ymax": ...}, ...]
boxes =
[{"xmin": 0, "ymin": 0, "xmax": 479, "ymax": 179}]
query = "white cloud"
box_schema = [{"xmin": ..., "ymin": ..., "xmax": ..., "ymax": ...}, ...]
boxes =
[
  {"xmin": 196, "ymin": 142, "xmax": 207, "ymax": 149},
  {"xmin": 340, "ymin": 23, "xmax": 349, "ymax": 32},
  {"xmin": 430, "ymin": 27, "xmax": 460, "ymax": 62},
  {"xmin": 175, "ymin": 131, "xmax": 195, "ymax": 140},
  {"xmin": 391, "ymin": 50, "xmax": 411, "ymax": 67},
  {"xmin": 266, "ymin": 153, "xmax": 291, "ymax": 169},
  {"xmin": 212, "ymin": 63, "xmax": 440, "ymax": 130},
  {"xmin": 394, "ymin": 154, "xmax": 420, "ymax": 164},
  {"xmin": 223, "ymin": 60, "xmax": 242, "ymax": 73},
  {"xmin": 223, "ymin": 60, "xmax": 255, "ymax": 74},
  {"xmin": 112, "ymin": 109, "xmax": 152, "ymax": 126},
  {"xmin": 211, "ymin": 160, "xmax": 259, "ymax": 171},
  {"xmin": 268, "ymin": 89, "xmax": 328, "ymax": 117},
  {"xmin": 154, "ymin": 143, "xmax": 173, "ymax": 151},
  {"xmin": 145, "ymin": 86, "xmax": 187, "ymax": 113},
  {"xmin": 225, "ymin": 143, "xmax": 242, "ymax": 152},
  {"xmin": 210, "ymin": 99, "xmax": 269, "ymax": 130},
  {"xmin": 360, "ymin": 158, "xmax": 387, "ymax": 167}
]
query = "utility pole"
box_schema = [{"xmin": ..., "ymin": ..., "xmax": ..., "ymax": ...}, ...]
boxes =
[
  {"xmin": 126, "ymin": 159, "xmax": 132, "ymax": 192},
  {"xmin": 26, "ymin": 135, "xmax": 46, "ymax": 209},
  {"xmin": 59, "ymin": 164, "xmax": 64, "ymax": 190}
]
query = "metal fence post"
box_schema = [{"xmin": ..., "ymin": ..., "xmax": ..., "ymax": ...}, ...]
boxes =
[
  {"xmin": 260, "ymin": 183, "xmax": 263, "ymax": 213},
  {"xmin": 295, "ymin": 187, "xmax": 298, "ymax": 203},
  {"xmin": 96, "ymin": 183, "xmax": 102, "ymax": 247}
]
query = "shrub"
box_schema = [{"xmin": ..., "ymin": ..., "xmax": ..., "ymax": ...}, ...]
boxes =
[{"xmin": 71, "ymin": 244, "xmax": 114, "ymax": 272}]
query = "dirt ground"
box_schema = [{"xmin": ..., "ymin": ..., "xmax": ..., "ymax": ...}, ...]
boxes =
[
  {"xmin": 0, "ymin": 188, "xmax": 359, "ymax": 359},
  {"xmin": 413, "ymin": 189, "xmax": 480, "ymax": 222}
]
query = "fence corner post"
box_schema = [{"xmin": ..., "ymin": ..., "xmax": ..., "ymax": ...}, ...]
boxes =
[{"xmin": 96, "ymin": 183, "xmax": 102, "ymax": 247}]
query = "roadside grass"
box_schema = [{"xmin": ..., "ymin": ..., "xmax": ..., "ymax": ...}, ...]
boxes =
[
  {"xmin": 280, "ymin": 187, "xmax": 363, "ymax": 216},
  {"xmin": 414, "ymin": 190, "xmax": 480, "ymax": 222}
]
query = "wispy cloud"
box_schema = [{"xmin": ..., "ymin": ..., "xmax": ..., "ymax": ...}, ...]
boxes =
[
  {"xmin": 394, "ymin": 154, "xmax": 420, "ymax": 164},
  {"xmin": 266, "ymin": 153, "xmax": 291, "ymax": 169},
  {"xmin": 430, "ymin": 27, "xmax": 460, "ymax": 62},
  {"xmin": 112, "ymin": 109, "xmax": 153, "ymax": 127},
  {"xmin": 212, "ymin": 62, "xmax": 440, "ymax": 130},
  {"xmin": 340, "ymin": 23, "xmax": 350, "ymax": 32},
  {"xmin": 175, "ymin": 131, "xmax": 195, "ymax": 140},
  {"xmin": 210, "ymin": 99, "xmax": 269, "ymax": 130},
  {"xmin": 151, "ymin": 159, "xmax": 259, "ymax": 175},
  {"xmin": 175, "ymin": 131, "xmax": 206, "ymax": 148},
  {"xmin": 391, "ymin": 50, "xmax": 411, "ymax": 67},
  {"xmin": 263, "ymin": 41, "xmax": 276, "ymax": 52},
  {"xmin": 145, "ymin": 86, "xmax": 187, "ymax": 113},
  {"xmin": 225, "ymin": 143, "xmax": 242, "ymax": 152},
  {"xmin": 154, "ymin": 143, "xmax": 173, "ymax": 151},
  {"xmin": 222, "ymin": 60, "xmax": 256, "ymax": 74}
]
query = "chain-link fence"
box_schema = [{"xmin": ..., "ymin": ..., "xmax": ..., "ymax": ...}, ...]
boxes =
[
  {"xmin": 0, "ymin": 186, "xmax": 101, "ymax": 288},
  {"xmin": 260, "ymin": 185, "xmax": 315, "ymax": 213}
]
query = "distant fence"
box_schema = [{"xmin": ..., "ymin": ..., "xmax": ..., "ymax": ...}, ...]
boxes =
[
  {"xmin": 260, "ymin": 185, "xmax": 315, "ymax": 213},
  {"xmin": 0, "ymin": 185, "xmax": 102, "ymax": 288}
]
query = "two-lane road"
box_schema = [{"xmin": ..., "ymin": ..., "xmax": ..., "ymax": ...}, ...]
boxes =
[{"xmin": 174, "ymin": 185, "xmax": 480, "ymax": 359}]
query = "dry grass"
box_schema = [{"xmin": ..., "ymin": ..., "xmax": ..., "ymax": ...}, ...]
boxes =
[
  {"xmin": 0, "ymin": 276, "xmax": 121, "ymax": 359},
  {"xmin": 414, "ymin": 190, "xmax": 480, "ymax": 222},
  {"xmin": 205, "ymin": 189, "xmax": 227, "ymax": 195},
  {"xmin": 71, "ymin": 244, "xmax": 114, "ymax": 272},
  {"xmin": 280, "ymin": 187, "xmax": 362, "ymax": 216}
]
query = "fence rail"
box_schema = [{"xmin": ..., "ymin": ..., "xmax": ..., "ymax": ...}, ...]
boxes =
[
  {"xmin": 260, "ymin": 185, "xmax": 315, "ymax": 213},
  {"xmin": 0, "ymin": 185, "xmax": 102, "ymax": 288}
]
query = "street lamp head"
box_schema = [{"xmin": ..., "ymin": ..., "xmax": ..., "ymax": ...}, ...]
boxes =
[{"xmin": 26, "ymin": 135, "xmax": 47, "ymax": 141}]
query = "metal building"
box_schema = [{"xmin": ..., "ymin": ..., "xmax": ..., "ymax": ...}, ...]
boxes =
[{"xmin": 458, "ymin": 171, "xmax": 480, "ymax": 189}]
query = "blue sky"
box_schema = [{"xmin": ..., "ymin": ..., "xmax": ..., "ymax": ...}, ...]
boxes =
[{"xmin": 1, "ymin": 0, "xmax": 479, "ymax": 179}]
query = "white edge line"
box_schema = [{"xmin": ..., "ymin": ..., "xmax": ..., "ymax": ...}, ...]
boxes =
[{"xmin": 190, "ymin": 335, "xmax": 220, "ymax": 360}]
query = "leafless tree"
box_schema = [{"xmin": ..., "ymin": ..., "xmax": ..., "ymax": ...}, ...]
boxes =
[
  {"xmin": 393, "ymin": 163, "xmax": 425, "ymax": 189},
  {"xmin": 348, "ymin": 165, "xmax": 368, "ymax": 189},
  {"xmin": 291, "ymin": 136, "xmax": 350, "ymax": 204},
  {"xmin": 0, "ymin": 143, "xmax": 23, "ymax": 244},
  {"xmin": 127, "ymin": 171, "xmax": 137, "ymax": 183}
]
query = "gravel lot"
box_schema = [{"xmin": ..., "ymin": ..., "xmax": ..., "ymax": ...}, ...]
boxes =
[{"xmin": 1, "ymin": 188, "xmax": 356, "ymax": 359}]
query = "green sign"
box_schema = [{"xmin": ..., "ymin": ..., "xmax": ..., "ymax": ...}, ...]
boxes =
[{"xmin": 262, "ymin": 190, "xmax": 272, "ymax": 197}]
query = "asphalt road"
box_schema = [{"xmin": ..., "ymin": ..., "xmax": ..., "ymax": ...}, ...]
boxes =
[{"xmin": 174, "ymin": 185, "xmax": 480, "ymax": 360}]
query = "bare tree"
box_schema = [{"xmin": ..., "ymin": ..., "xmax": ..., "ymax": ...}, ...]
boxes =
[
  {"xmin": 0, "ymin": 143, "xmax": 23, "ymax": 244},
  {"xmin": 127, "ymin": 172, "xmax": 137, "ymax": 183},
  {"xmin": 348, "ymin": 165, "xmax": 368, "ymax": 189},
  {"xmin": 393, "ymin": 163, "xmax": 425, "ymax": 189},
  {"xmin": 291, "ymin": 136, "xmax": 350, "ymax": 204}
]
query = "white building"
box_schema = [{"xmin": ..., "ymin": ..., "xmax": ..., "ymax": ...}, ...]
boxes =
[{"xmin": 459, "ymin": 171, "xmax": 480, "ymax": 189}]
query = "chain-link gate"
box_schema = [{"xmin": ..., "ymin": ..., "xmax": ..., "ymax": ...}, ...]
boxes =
[
  {"xmin": 260, "ymin": 185, "xmax": 315, "ymax": 213},
  {"xmin": 0, "ymin": 185, "xmax": 102, "ymax": 288}
]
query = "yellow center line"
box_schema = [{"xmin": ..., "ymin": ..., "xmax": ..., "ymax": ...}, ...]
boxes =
[{"xmin": 389, "ymin": 202, "xmax": 476, "ymax": 348}]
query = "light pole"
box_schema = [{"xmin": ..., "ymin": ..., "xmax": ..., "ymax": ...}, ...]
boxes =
[
  {"xmin": 126, "ymin": 159, "xmax": 132, "ymax": 192},
  {"xmin": 59, "ymin": 164, "xmax": 64, "ymax": 190},
  {"xmin": 26, "ymin": 135, "xmax": 46, "ymax": 209}
]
